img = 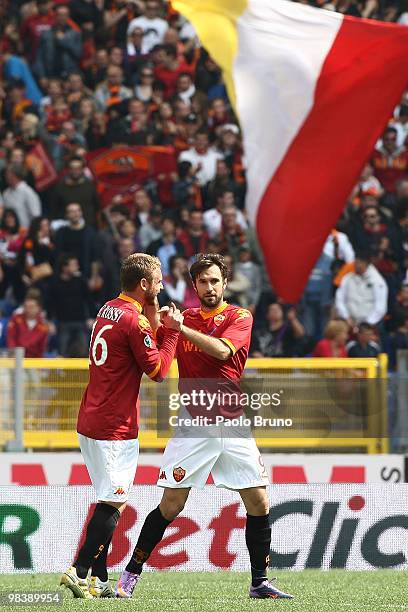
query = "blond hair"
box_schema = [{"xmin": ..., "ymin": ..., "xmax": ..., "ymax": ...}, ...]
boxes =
[
  {"xmin": 120, "ymin": 253, "xmax": 161, "ymax": 291},
  {"xmin": 324, "ymin": 319, "xmax": 348, "ymax": 340}
]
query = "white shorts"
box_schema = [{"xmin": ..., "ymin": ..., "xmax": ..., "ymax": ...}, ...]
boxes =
[
  {"xmin": 157, "ymin": 436, "xmax": 269, "ymax": 490},
  {"xmin": 78, "ymin": 434, "xmax": 139, "ymax": 502}
]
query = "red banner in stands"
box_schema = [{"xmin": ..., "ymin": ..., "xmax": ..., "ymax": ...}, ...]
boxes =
[
  {"xmin": 86, "ymin": 145, "xmax": 177, "ymax": 206},
  {"xmin": 26, "ymin": 142, "xmax": 58, "ymax": 192}
]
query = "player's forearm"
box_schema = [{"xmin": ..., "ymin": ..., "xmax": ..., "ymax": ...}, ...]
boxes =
[
  {"xmin": 180, "ymin": 324, "xmax": 231, "ymax": 361},
  {"xmin": 152, "ymin": 328, "xmax": 180, "ymax": 382},
  {"xmin": 144, "ymin": 301, "xmax": 161, "ymax": 334}
]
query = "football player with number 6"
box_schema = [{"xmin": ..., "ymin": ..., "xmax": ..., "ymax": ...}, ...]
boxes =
[{"xmin": 60, "ymin": 254, "xmax": 183, "ymax": 599}]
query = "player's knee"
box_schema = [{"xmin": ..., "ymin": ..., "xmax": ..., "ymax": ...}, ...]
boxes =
[
  {"xmin": 159, "ymin": 496, "xmax": 186, "ymax": 521},
  {"xmin": 242, "ymin": 490, "xmax": 270, "ymax": 516}
]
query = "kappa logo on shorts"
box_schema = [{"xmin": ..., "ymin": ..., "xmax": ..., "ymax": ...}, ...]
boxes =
[
  {"xmin": 114, "ymin": 487, "xmax": 126, "ymax": 495},
  {"xmin": 159, "ymin": 471, "xmax": 167, "ymax": 480},
  {"xmin": 173, "ymin": 467, "xmax": 186, "ymax": 482}
]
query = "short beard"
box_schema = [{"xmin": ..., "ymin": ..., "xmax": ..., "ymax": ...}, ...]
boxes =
[
  {"xmin": 199, "ymin": 295, "xmax": 223, "ymax": 310},
  {"xmin": 145, "ymin": 288, "xmax": 157, "ymax": 305}
]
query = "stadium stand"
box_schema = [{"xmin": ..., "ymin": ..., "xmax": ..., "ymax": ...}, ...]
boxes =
[{"xmin": 0, "ymin": 0, "xmax": 407, "ymax": 368}]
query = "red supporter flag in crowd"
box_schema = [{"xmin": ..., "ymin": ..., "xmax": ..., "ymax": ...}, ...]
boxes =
[
  {"xmin": 86, "ymin": 146, "xmax": 177, "ymax": 207},
  {"xmin": 173, "ymin": 0, "xmax": 408, "ymax": 302},
  {"xmin": 26, "ymin": 143, "xmax": 58, "ymax": 192}
]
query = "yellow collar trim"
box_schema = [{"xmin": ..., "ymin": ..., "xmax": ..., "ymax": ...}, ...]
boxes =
[
  {"xmin": 118, "ymin": 293, "xmax": 143, "ymax": 313},
  {"xmin": 199, "ymin": 301, "xmax": 229, "ymax": 320}
]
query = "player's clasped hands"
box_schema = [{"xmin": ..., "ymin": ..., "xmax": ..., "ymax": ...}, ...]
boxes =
[{"xmin": 159, "ymin": 302, "xmax": 184, "ymax": 331}]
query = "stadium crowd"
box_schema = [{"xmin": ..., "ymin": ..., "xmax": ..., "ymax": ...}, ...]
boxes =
[{"xmin": 0, "ymin": 0, "xmax": 407, "ymax": 365}]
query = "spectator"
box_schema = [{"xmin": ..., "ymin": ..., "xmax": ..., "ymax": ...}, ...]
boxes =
[
  {"xmin": 133, "ymin": 189, "xmax": 152, "ymax": 226},
  {"xmin": 207, "ymin": 157, "xmax": 242, "ymax": 205},
  {"xmin": 50, "ymin": 157, "xmax": 100, "ymax": 227},
  {"xmin": 119, "ymin": 98, "xmax": 156, "ymax": 145},
  {"xmin": 146, "ymin": 216, "xmax": 185, "ymax": 275},
  {"xmin": 48, "ymin": 119, "xmax": 87, "ymax": 171},
  {"xmin": 217, "ymin": 205, "xmax": 259, "ymax": 263},
  {"xmin": 54, "ymin": 202, "xmax": 100, "ymax": 278},
  {"xmin": 389, "ymin": 281, "xmax": 408, "ymax": 330},
  {"xmin": 347, "ymin": 322, "xmax": 380, "ymax": 357},
  {"xmin": 178, "ymin": 209, "xmax": 209, "ymax": 258},
  {"xmin": 34, "ymin": 5, "xmax": 82, "ymax": 81},
  {"xmin": 391, "ymin": 104, "xmax": 408, "ymax": 148},
  {"xmin": 117, "ymin": 219, "xmax": 140, "ymax": 251},
  {"xmin": 135, "ymin": 64, "xmax": 155, "ymax": 102},
  {"xmin": 353, "ymin": 162, "xmax": 384, "ymax": 199},
  {"xmin": 223, "ymin": 253, "xmax": 251, "ymax": 308},
  {"xmin": 203, "ymin": 188, "xmax": 247, "ymax": 238},
  {"xmin": 250, "ymin": 302, "xmax": 306, "ymax": 358},
  {"xmin": 208, "ymin": 97, "xmax": 232, "ymax": 133},
  {"xmin": 6, "ymin": 294, "xmax": 49, "ymax": 357},
  {"xmin": 0, "ymin": 208, "xmax": 26, "ymax": 255},
  {"xmin": 94, "ymin": 66, "xmax": 132, "ymax": 111},
  {"xmin": 104, "ymin": 0, "xmax": 138, "ymax": 48},
  {"xmin": 162, "ymin": 254, "xmax": 188, "ymax": 309},
  {"xmin": 127, "ymin": 0, "xmax": 169, "ymax": 53},
  {"xmin": 389, "ymin": 315, "xmax": 408, "ymax": 370},
  {"xmin": 48, "ymin": 254, "xmax": 91, "ymax": 357},
  {"xmin": 0, "ymin": 145, "xmax": 36, "ymax": 192},
  {"xmin": 75, "ymin": 97, "xmax": 97, "ymax": 136},
  {"xmin": 347, "ymin": 204, "xmax": 402, "ymax": 266},
  {"xmin": 84, "ymin": 48, "xmax": 109, "ymax": 90},
  {"xmin": 154, "ymin": 44, "xmax": 193, "ymax": 99},
  {"xmin": 172, "ymin": 160, "xmax": 201, "ymax": 208},
  {"xmin": 235, "ymin": 244, "xmax": 262, "ymax": 314},
  {"xmin": 138, "ymin": 205, "xmax": 163, "ymax": 250},
  {"xmin": 179, "ymin": 131, "xmax": 223, "ymax": 187},
  {"xmin": 312, "ymin": 319, "xmax": 349, "ymax": 358},
  {"xmin": 107, "ymin": 237, "xmax": 136, "ymax": 298},
  {"xmin": 302, "ymin": 230, "xmax": 355, "ymax": 341},
  {"xmin": 20, "ymin": 0, "xmax": 55, "ymax": 64},
  {"xmin": 0, "ymin": 208, "xmax": 27, "ymax": 305},
  {"xmin": 17, "ymin": 216, "xmax": 55, "ymax": 300},
  {"xmin": 3, "ymin": 79, "xmax": 38, "ymax": 126},
  {"xmin": 371, "ymin": 126, "xmax": 408, "ymax": 193},
  {"xmin": 216, "ymin": 124, "xmax": 244, "ymax": 182},
  {"xmin": 84, "ymin": 111, "xmax": 113, "ymax": 150},
  {"xmin": 335, "ymin": 252, "xmax": 388, "ymax": 326},
  {"xmin": 65, "ymin": 72, "xmax": 93, "ymax": 116},
  {"xmin": 2, "ymin": 164, "xmax": 41, "ymax": 229},
  {"xmin": 174, "ymin": 72, "xmax": 197, "ymax": 107}
]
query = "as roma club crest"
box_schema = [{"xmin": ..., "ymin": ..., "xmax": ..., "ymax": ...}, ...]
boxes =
[
  {"xmin": 173, "ymin": 467, "xmax": 186, "ymax": 482},
  {"xmin": 213, "ymin": 314, "xmax": 225, "ymax": 326}
]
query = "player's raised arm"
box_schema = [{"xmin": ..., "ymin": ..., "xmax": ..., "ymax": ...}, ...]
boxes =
[{"xmin": 130, "ymin": 307, "xmax": 182, "ymax": 382}]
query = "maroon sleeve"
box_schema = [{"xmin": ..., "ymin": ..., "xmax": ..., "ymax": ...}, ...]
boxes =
[
  {"xmin": 219, "ymin": 309, "xmax": 253, "ymax": 355},
  {"xmin": 155, "ymin": 324, "xmax": 165, "ymax": 347},
  {"xmin": 128, "ymin": 313, "xmax": 179, "ymax": 382}
]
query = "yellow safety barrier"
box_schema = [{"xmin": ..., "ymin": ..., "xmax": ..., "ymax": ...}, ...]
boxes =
[{"xmin": 0, "ymin": 356, "xmax": 388, "ymax": 452}]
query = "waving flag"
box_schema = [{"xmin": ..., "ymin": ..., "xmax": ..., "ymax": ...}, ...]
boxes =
[{"xmin": 173, "ymin": 0, "xmax": 408, "ymax": 302}]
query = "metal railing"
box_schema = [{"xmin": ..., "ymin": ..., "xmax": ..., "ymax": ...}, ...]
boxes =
[{"xmin": 0, "ymin": 355, "xmax": 389, "ymax": 453}]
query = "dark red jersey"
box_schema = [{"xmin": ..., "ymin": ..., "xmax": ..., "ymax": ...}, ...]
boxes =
[
  {"xmin": 6, "ymin": 313, "xmax": 49, "ymax": 357},
  {"xmin": 177, "ymin": 302, "xmax": 252, "ymax": 379},
  {"xmin": 77, "ymin": 293, "xmax": 179, "ymax": 441},
  {"xmin": 176, "ymin": 302, "xmax": 253, "ymax": 418}
]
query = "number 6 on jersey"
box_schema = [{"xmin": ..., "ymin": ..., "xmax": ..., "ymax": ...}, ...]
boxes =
[{"xmin": 89, "ymin": 323, "xmax": 113, "ymax": 366}]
